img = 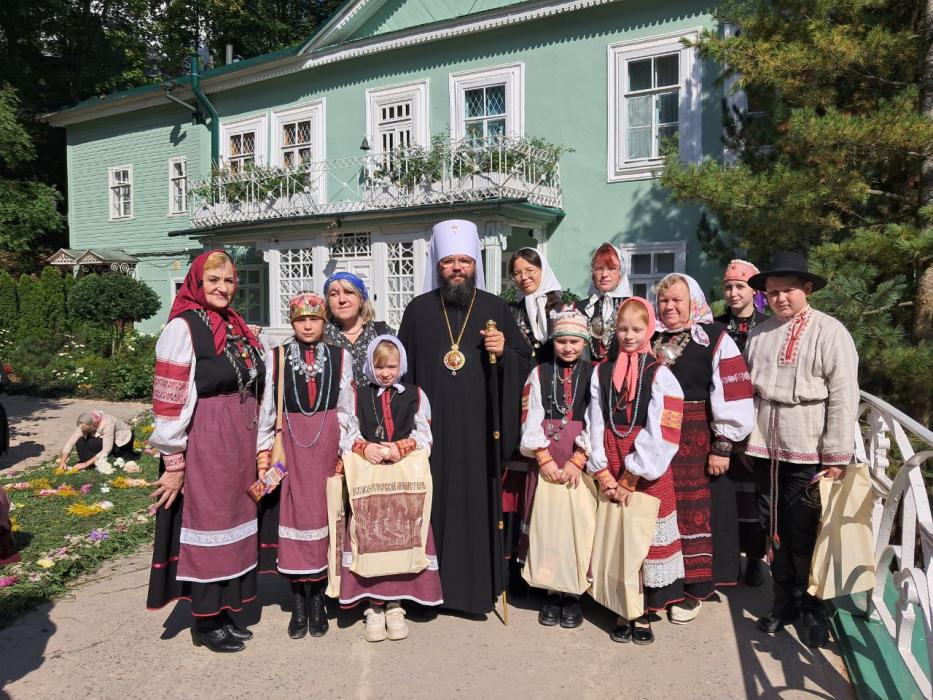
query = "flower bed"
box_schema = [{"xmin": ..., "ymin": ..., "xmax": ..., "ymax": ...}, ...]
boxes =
[{"xmin": 0, "ymin": 416, "xmax": 160, "ymax": 627}]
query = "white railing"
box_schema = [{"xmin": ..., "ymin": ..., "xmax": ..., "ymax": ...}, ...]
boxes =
[
  {"xmin": 855, "ymin": 391, "xmax": 933, "ymax": 698},
  {"xmin": 187, "ymin": 135, "xmax": 563, "ymax": 228}
]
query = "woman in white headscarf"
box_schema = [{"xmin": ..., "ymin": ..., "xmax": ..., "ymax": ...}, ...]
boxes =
[
  {"xmin": 508, "ymin": 248, "xmax": 564, "ymax": 363},
  {"xmin": 574, "ymin": 243, "xmax": 632, "ymax": 363}
]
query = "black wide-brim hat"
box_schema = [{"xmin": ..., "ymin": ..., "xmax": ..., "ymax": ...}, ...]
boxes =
[{"xmin": 748, "ymin": 251, "xmax": 827, "ymax": 292}]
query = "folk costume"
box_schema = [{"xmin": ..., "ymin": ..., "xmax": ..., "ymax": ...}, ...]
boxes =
[
  {"xmin": 519, "ymin": 310, "xmax": 594, "ymax": 627},
  {"xmin": 147, "ymin": 250, "xmax": 265, "ymax": 650},
  {"xmin": 256, "ymin": 292, "xmax": 356, "ymax": 638},
  {"xmin": 322, "ymin": 271, "xmax": 394, "ymax": 387},
  {"xmin": 574, "ymin": 243, "xmax": 632, "ymax": 364},
  {"xmin": 509, "ymin": 248, "xmax": 563, "ymax": 363},
  {"xmin": 715, "ymin": 259, "xmax": 769, "ymax": 571},
  {"xmin": 62, "ymin": 411, "xmax": 136, "ymax": 465},
  {"xmin": 587, "ymin": 297, "xmax": 686, "ymax": 616},
  {"xmin": 341, "ymin": 335, "xmax": 442, "ymax": 639},
  {"xmin": 398, "ymin": 219, "xmax": 531, "ymax": 614},
  {"xmin": 653, "ymin": 274, "xmax": 754, "ymax": 605},
  {"xmin": 744, "ymin": 253, "xmax": 859, "ymax": 643}
]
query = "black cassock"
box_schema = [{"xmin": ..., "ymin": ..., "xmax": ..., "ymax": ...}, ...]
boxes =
[{"xmin": 398, "ymin": 288, "xmax": 530, "ymax": 614}]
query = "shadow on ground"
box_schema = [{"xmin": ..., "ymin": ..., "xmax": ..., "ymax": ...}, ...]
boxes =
[{"xmin": 0, "ymin": 602, "xmax": 56, "ymax": 698}]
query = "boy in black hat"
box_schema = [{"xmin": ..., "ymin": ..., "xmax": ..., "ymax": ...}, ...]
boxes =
[{"xmin": 744, "ymin": 252, "xmax": 860, "ymax": 647}]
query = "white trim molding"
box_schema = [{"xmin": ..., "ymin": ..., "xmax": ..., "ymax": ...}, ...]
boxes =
[
  {"xmin": 167, "ymin": 156, "xmax": 187, "ymax": 215},
  {"xmin": 608, "ymin": 28, "xmax": 702, "ymax": 182},
  {"xmin": 449, "ymin": 62, "xmax": 524, "ymax": 141},
  {"xmin": 365, "ymin": 80, "xmax": 430, "ymax": 151},
  {"xmin": 108, "ymin": 164, "xmax": 133, "ymax": 220},
  {"xmin": 271, "ymin": 100, "xmax": 326, "ymax": 167}
]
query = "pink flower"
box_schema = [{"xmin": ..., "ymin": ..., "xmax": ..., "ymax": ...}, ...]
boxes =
[
  {"xmin": 0, "ymin": 575, "xmax": 18, "ymax": 589},
  {"xmin": 38, "ymin": 489, "xmax": 56, "ymax": 497},
  {"xmin": 80, "ymin": 483, "xmax": 93, "ymax": 494}
]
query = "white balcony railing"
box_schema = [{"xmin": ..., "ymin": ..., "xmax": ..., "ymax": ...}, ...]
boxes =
[
  {"xmin": 855, "ymin": 391, "xmax": 933, "ymax": 698},
  {"xmin": 187, "ymin": 136, "xmax": 564, "ymax": 228}
]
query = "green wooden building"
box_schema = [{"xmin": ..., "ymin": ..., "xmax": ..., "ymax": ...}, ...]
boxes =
[{"xmin": 45, "ymin": 0, "xmax": 729, "ymax": 334}]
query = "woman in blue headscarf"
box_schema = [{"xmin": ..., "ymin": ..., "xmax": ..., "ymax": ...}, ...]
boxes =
[{"xmin": 323, "ymin": 271, "xmax": 394, "ymax": 386}]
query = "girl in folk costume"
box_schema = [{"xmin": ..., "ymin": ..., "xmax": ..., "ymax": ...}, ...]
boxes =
[
  {"xmin": 342, "ymin": 335, "xmax": 443, "ymax": 642},
  {"xmin": 256, "ymin": 293, "xmax": 356, "ymax": 640},
  {"xmin": 715, "ymin": 259, "xmax": 769, "ymax": 587},
  {"xmin": 587, "ymin": 297, "xmax": 685, "ymax": 645},
  {"xmin": 508, "ymin": 248, "xmax": 564, "ymax": 363},
  {"xmin": 519, "ymin": 310, "xmax": 594, "ymax": 629},
  {"xmin": 652, "ymin": 274, "xmax": 754, "ymax": 624},
  {"xmin": 147, "ymin": 250, "xmax": 266, "ymax": 653},
  {"xmin": 574, "ymin": 243, "xmax": 632, "ymax": 363}
]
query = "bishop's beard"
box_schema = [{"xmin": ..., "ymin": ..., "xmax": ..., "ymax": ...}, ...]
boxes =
[{"xmin": 438, "ymin": 272, "xmax": 476, "ymax": 306}]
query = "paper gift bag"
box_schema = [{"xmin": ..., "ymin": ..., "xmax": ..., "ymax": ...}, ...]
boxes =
[
  {"xmin": 324, "ymin": 474, "xmax": 346, "ymax": 599},
  {"xmin": 522, "ymin": 474, "xmax": 598, "ymax": 595},
  {"xmin": 808, "ymin": 463, "xmax": 876, "ymax": 600},
  {"xmin": 342, "ymin": 450, "xmax": 433, "ymax": 578},
  {"xmin": 590, "ymin": 490, "xmax": 660, "ymax": 620}
]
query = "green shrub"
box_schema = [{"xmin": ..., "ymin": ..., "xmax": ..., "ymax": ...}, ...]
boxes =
[
  {"xmin": 16, "ymin": 274, "xmax": 42, "ymax": 336},
  {"xmin": 0, "ymin": 270, "xmax": 16, "ymax": 324},
  {"xmin": 38, "ymin": 267, "xmax": 66, "ymax": 335},
  {"xmin": 69, "ymin": 274, "xmax": 161, "ymax": 354}
]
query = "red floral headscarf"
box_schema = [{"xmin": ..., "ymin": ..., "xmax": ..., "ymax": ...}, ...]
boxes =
[{"xmin": 167, "ymin": 250, "xmax": 261, "ymax": 355}]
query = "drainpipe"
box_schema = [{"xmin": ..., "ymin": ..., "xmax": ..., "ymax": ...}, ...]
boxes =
[{"xmin": 189, "ymin": 54, "xmax": 220, "ymax": 169}]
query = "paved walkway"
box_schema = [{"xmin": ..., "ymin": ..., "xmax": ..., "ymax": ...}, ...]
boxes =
[
  {"xmin": 0, "ymin": 396, "xmax": 148, "ymax": 472},
  {"xmin": 0, "ymin": 550, "xmax": 852, "ymax": 699}
]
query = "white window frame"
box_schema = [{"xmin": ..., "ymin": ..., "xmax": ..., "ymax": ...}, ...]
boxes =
[
  {"xmin": 221, "ymin": 114, "xmax": 268, "ymax": 171},
  {"xmin": 608, "ymin": 29, "xmax": 702, "ymax": 182},
  {"xmin": 108, "ymin": 165, "xmax": 133, "ymax": 220},
  {"xmin": 168, "ymin": 157, "xmax": 187, "ymax": 215},
  {"xmin": 272, "ymin": 100, "xmax": 326, "ymax": 168},
  {"xmin": 619, "ymin": 241, "xmax": 687, "ymax": 302},
  {"xmin": 449, "ymin": 62, "xmax": 524, "ymax": 141},
  {"xmin": 366, "ymin": 81, "xmax": 429, "ymax": 154}
]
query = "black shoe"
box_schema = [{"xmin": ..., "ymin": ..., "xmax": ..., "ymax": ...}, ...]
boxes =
[
  {"xmin": 758, "ymin": 609, "xmax": 799, "ymax": 634},
  {"xmin": 308, "ymin": 592, "xmax": 329, "ymax": 637},
  {"xmin": 801, "ymin": 610, "xmax": 829, "ymax": 647},
  {"xmin": 191, "ymin": 623, "xmax": 245, "ymax": 653},
  {"xmin": 632, "ymin": 616, "xmax": 654, "ymax": 646},
  {"xmin": 745, "ymin": 559, "xmax": 765, "ymax": 588},
  {"xmin": 288, "ymin": 587, "xmax": 309, "ymax": 639},
  {"xmin": 219, "ymin": 610, "xmax": 253, "ymax": 641},
  {"xmin": 559, "ymin": 597, "xmax": 583, "ymax": 628},
  {"xmin": 610, "ymin": 620, "xmax": 633, "ymax": 643},
  {"xmin": 538, "ymin": 595, "xmax": 561, "ymax": 626}
]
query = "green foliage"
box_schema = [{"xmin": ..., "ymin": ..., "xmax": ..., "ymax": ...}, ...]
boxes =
[
  {"xmin": 661, "ymin": 0, "xmax": 931, "ymax": 415},
  {"xmin": 0, "ymin": 270, "xmax": 16, "ymax": 322},
  {"xmin": 15, "ymin": 274, "xmax": 42, "ymax": 338},
  {"xmin": 69, "ymin": 274, "xmax": 160, "ymax": 354},
  {"xmin": 37, "ymin": 267, "xmax": 66, "ymax": 335}
]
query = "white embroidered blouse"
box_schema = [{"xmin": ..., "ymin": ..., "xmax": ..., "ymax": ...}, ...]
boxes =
[
  {"xmin": 343, "ymin": 386, "xmax": 434, "ymax": 455},
  {"xmin": 149, "ymin": 318, "xmax": 199, "ymax": 461},
  {"xmin": 519, "ymin": 365, "xmax": 592, "ymax": 457}
]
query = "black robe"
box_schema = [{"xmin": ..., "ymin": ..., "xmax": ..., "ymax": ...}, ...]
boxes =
[{"xmin": 398, "ymin": 288, "xmax": 531, "ymax": 614}]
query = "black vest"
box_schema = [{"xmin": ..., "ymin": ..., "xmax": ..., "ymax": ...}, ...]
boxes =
[
  {"xmin": 509, "ymin": 300, "xmax": 553, "ymax": 364},
  {"xmin": 654, "ymin": 322, "xmax": 726, "ymax": 402},
  {"xmin": 355, "ymin": 382, "xmax": 421, "ymax": 442},
  {"xmin": 597, "ymin": 356, "xmax": 659, "ymax": 427},
  {"xmin": 274, "ymin": 341, "xmax": 344, "ymax": 414},
  {"xmin": 715, "ymin": 310, "xmax": 767, "ymax": 354},
  {"xmin": 180, "ymin": 309, "xmax": 264, "ymax": 399},
  {"xmin": 536, "ymin": 360, "xmax": 593, "ymax": 422}
]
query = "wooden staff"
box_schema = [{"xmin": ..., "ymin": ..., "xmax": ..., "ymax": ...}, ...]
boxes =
[{"xmin": 486, "ymin": 319, "xmax": 509, "ymax": 625}]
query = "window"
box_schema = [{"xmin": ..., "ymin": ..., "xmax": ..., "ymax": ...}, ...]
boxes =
[
  {"xmin": 377, "ymin": 100, "xmax": 413, "ymax": 153},
  {"xmin": 276, "ymin": 247, "xmax": 315, "ymax": 324},
  {"xmin": 222, "ymin": 116, "xmax": 267, "ymax": 172},
  {"xmin": 609, "ymin": 30, "xmax": 701, "ymax": 181},
  {"xmin": 235, "ymin": 266, "xmax": 266, "ymax": 326},
  {"xmin": 450, "ymin": 63, "xmax": 524, "ymax": 141},
  {"xmin": 281, "ymin": 119, "xmax": 312, "ymax": 167},
  {"xmin": 366, "ymin": 82, "xmax": 428, "ymax": 174},
  {"xmin": 168, "ymin": 157, "xmax": 187, "ymax": 214},
  {"xmin": 109, "ymin": 166, "xmax": 132, "ymax": 219},
  {"xmin": 620, "ymin": 242, "xmax": 687, "ymax": 302},
  {"xmin": 228, "ymin": 132, "xmax": 255, "ymax": 173},
  {"xmin": 384, "ymin": 240, "xmax": 416, "ymax": 329}
]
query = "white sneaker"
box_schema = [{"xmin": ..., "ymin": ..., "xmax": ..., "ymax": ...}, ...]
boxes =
[
  {"xmin": 669, "ymin": 598, "xmax": 702, "ymax": 624},
  {"xmin": 385, "ymin": 603, "xmax": 409, "ymax": 641},
  {"xmin": 364, "ymin": 606, "xmax": 388, "ymax": 642}
]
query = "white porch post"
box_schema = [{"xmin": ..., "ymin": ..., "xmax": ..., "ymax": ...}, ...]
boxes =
[{"xmin": 482, "ymin": 221, "xmax": 510, "ymax": 294}]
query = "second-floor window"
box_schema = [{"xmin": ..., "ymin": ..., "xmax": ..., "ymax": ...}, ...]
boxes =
[
  {"xmin": 464, "ymin": 85, "xmax": 506, "ymax": 141},
  {"xmin": 281, "ymin": 119, "xmax": 312, "ymax": 167},
  {"xmin": 450, "ymin": 63, "xmax": 524, "ymax": 142},
  {"xmin": 169, "ymin": 157, "xmax": 187, "ymax": 214},
  {"xmin": 377, "ymin": 100, "xmax": 413, "ymax": 154},
  {"xmin": 109, "ymin": 166, "xmax": 132, "ymax": 219},
  {"xmin": 228, "ymin": 132, "xmax": 256, "ymax": 173}
]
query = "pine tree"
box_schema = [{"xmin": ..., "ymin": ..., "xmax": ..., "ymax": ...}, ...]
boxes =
[
  {"xmin": 0, "ymin": 270, "xmax": 16, "ymax": 326},
  {"xmin": 37, "ymin": 266, "xmax": 66, "ymax": 335},
  {"xmin": 661, "ymin": 0, "xmax": 933, "ymax": 419},
  {"xmin": 15, "ymin": 274, "xmax": 43, "ymax": 338}
]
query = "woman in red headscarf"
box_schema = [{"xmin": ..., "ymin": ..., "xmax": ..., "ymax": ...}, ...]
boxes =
[
  {"xmin": 146, "ymin": 250, "xmax": 265, "ymax": 653},
  {"xmin": 587, "ymin": 297, "xmax": 685, "ymax": 646}
]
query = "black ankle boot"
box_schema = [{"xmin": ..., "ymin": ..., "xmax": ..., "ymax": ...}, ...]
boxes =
[
  {"xmin": 559, "ymin": 596, "xmax": 583, "ymax": 628},
  {"xmin": 191, "ymin": 616, "xmax": 245, "ymax": 653},
  {"xmin": 307, "ymin": 586, "xmax": 329, "ymax": 637},
  {"xmin": 219, "ymin": 610, "xmax": 253, "ymax": 641},
  {"xmin": 288, "ymin": 583, "xmax": 309, "ymax": 639},
  {"xmin": 538, "ymin": 594, "xmax": 561, "ymax": 626}
]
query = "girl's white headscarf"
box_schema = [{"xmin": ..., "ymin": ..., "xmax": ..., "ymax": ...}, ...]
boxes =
[
  {"xmin": 363, "ymin": 334, "xmax": 409, "ymax": 394},
  {"xmin": 654, "ymin": 273, "xmax": 714, "ymax": 347},
  {"xmin": 421, "ymin": 219, "xmax": 486, "ymax": 293},
  {"xmin": 513, "ymin": 247, "xmax": 562, "ymax": 343},
  {"xmin": 584, "ymin": 243, "xmax": 633, "ymax": 327}
]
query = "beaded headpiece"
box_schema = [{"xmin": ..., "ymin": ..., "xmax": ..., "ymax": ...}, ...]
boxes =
[
  {"xmin": 549, "ymin": 310, "xmax": 590, "ymax": 341},
  {"xmin": 288, "ymin": 292, "xmax": 326, "ymax": 322}
]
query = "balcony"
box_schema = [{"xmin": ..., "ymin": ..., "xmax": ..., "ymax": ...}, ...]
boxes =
[{"xmin": 186, "ymin": 135, "xmax": 564, "ymax": 228}]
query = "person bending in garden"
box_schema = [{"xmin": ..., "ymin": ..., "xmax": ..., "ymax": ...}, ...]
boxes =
[{"xmin": 58, "ymin": 411, "xmax": 137, "ymax": 470}]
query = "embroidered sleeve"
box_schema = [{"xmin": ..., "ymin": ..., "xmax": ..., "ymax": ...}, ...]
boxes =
[
  {"xmin": 710, "ymin": 332, "xmax": 754, "ymax": 443},
  {"xmin": 585, "ymin": 368, "xmax": 608, "ymax": 475},
  {"xmin": 819, "ymin": 323, "xmax": 860, "ymax": 465},
  {"xmin": 519, "ymin": 368, "xmax": 549, "ymax": 457},
  {"xmin": 149, "ymin": 318, "xmax": 198, "ymax": 457},
  {"xmin": 624, "ymin": 365, "xmax": 684, "ymax": 481},
  {"xmin": 256, "ymin": 348, "xmax": 278, "ymax": 452},
  {"xmin": 410, "ymin": 388, "xmax": 433, "ymax": 455},
  {"xmin": 337, "ymin": 349, "xmax": 358, "ymax": 455}
]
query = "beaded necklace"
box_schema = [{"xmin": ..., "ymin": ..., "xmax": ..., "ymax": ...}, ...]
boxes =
[
  {"xmin": 283, "ymin": 340, "xmax": 333, "ymax": 449},
  {"xmin": 606, "ymin": 352, "xmax": 648, "ymax": 439},
  {"xmin": 652, "ymin": 331, "xmax": 691, "ymax": 366},
  {"xmin": 545, "ymin": 361, "xmax": 581, "ymax": 442}
]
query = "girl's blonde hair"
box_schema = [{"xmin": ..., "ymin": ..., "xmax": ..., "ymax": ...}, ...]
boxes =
[
  {"xmin": 372, "ymin": 340, "xmax": 400, "ymax": 367},
  {"xmin": 326, "ymin": 278, "xmax": 376, "ymax": 324},
  {"xmin": 655, "ymin": 274, "xmax": 689, "ymax": 299},
  {"xmin": 616, "ymin": 298, "xmax": 649, "ymax": 326}
]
